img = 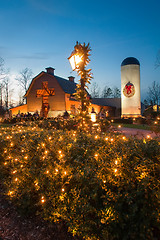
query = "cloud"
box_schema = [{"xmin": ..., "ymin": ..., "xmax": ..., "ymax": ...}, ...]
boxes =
[
  {"xmin": 27, "ymin": 0, "xmax": 67, "ymax": 15},
  {"xmin": 9, "ymin": 52, "xmax": 54, "ymax": 60}
]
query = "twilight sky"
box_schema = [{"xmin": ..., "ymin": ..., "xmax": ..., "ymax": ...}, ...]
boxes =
[{"xmin": 0, "ymin": 0, "xmax": 160, "ymax": 101}]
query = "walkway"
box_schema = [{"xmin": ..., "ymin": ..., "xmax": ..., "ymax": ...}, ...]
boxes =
[{"xmin": 115, "ymin": 127, "xmax": 160, "ymax": 139}]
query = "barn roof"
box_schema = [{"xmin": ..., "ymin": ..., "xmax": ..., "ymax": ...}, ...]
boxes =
[
  {"xmin": 92, "ymin": 98, "xmax": 121, "ymax": 108},
  {"xmin": 55, "ymin": 75, "xmax": 77, "ymax": 94}
]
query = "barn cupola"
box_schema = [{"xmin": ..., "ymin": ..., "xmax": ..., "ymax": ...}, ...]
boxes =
[
  {"xmin": 68, "ymin": 76, "xmax": 75, "ymax": 82},
  {"xmin": 46, "ymin": 67, "xmax": 55, "ymax": 75}
]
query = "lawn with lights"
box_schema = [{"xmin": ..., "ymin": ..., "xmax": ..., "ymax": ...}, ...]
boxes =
[{"xmin": 0, "ymin": 122, "xmax": 159, "ymax": 240}]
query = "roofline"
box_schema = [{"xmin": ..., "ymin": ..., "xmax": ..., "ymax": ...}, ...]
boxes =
[{"xmin": 24, "ymin": 71, "xmax": 46, "ymax": 97}]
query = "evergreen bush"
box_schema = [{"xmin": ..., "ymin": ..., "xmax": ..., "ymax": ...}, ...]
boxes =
[{"xmin": 0, "ymin": 125, "xmax": 159, "ymax": 240}]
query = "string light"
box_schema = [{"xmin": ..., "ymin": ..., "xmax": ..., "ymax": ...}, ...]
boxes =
[{"xmin": 41, "ymin": 196, "xmax": 45, "ymax": 203}]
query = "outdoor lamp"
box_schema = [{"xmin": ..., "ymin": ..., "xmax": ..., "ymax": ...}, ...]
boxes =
[
  {"xmin": 68, "ymin": 51, "xmax": 82, "ymax": 71},
  {"xmin": 91, "ymin": 108, "xmax": 96, "ymax": 122}
]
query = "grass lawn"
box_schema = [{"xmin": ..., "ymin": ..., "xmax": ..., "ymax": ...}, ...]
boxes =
[{"xmin": 112, "ymin": 123, "xmax": 152, "ymax": 130}]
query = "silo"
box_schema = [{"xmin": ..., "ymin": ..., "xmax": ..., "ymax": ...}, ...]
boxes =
[{"xmin": 121, "ymin": 57, "xmax": 141, "ymax": 118}]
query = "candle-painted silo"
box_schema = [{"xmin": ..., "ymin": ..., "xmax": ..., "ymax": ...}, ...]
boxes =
[{"xmin": 121, "ymin": 57, "xmax": 141, "ymax": 118}]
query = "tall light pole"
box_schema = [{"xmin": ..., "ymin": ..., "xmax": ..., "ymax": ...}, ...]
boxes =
[{"xmin": 68, "ymin": 42, "xmax": 92, "ymax": 117}]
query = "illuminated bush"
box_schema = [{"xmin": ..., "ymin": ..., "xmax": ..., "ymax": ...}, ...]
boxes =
[{"xmin": 0, "ymin": 125, "xmax": 159, "ymax": 240}]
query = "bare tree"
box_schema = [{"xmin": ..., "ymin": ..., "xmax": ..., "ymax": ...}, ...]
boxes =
[
  {"xmin": 90, "ymin": 82, "xmax": 100, "ymax": 98},
  {"xmin": 101, "ymin": 86, "xmax": 113, "ymax": 98},
  {"xmin": 16, "ymin": 67, "xmax": 33, "ymax": 93},
  {"xmin": 0, "ymin": 57, "xmax": 5, "ymax": 81},
  {"xmin": 16, "ymin": 68, "xmax": 33, "ymax": 104},
  {"xmin": 112, "ymin": 86, "xmax": 121, "ymax": 98},
  {"xmin": 146, "ymin": 81, "xmax": 160, "ymax": 106}
]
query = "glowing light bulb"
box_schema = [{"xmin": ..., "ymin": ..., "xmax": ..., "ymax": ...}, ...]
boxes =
[{"xmin": 8, "ymin": 191, "xmax": 13, "ymax": 196}]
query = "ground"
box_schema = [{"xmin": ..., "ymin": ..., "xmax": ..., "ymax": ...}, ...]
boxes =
[{"xmin": 0, "ymin": 186, "xmax": 75, "ymax": 240}]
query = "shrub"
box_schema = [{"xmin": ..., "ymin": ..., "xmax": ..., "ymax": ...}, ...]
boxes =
[{"xmin": 0, "ymin": 125, "xmax": 159, "ymax": 239}]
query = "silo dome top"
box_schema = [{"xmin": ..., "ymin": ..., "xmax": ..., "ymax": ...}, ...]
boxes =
[{"xmin": 121, "ymin": 57, "xmax": 140, "ymax": 66}]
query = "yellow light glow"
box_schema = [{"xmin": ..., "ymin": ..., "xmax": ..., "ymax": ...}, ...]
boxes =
[
  {"xmin": 115, "ymin": 160, "xmax": 118, "ymax": 165},
  {"xmin": 111, "ymin": 138, "xmax": 114, "ymax": 142},
  {"xmin": 8, "ymin": 191, "xmax": 14, "ymax": 196},
  {"xmin": 55, "ymin": 169, "xmax": 58, "ymax": 172},
  {"xmin": 114, "ymin": 169, "xmax": 117, "ymax": 173},
  {"xmin": 95, "ymin": 135, "xmax": 98, "ymax": 139},
  {"xmin": 12, "ymin": 170, "xmax": 17, "ymax": 174},
  {"xmin": 15, "ymin": 178, "xmax": 18, "ymax": 182},
  {"xmin": 105, "ymin": 137, "xmax": 108, "ymax": 141},
  {"xmin": 69, "ymin": 53, "xmax": 82, "ymax": 71},
  {"xmin": 147, "ymin": 135, "xmax": 150, "ymax": 139},
  {"xmin": 62, "ymin": 188, "xmax": 65, "ymax": 192},
  {"xmin": 118, "ymin": 125, "xmax": 121, "ymax": 128},
  {"xmin": 41, "ymin": 196, "xmax": 45, "ymax": 203},
  {"xmin": 64, "ymin": 171, "xmax": 67, "ymax": 175},
  {"xmin": 91, "ymin": 113, "xmax": 96, "ymax": 123},
  {"xmin": 58, "ymin": 150, "xmax": 62, "ymax": 154}
]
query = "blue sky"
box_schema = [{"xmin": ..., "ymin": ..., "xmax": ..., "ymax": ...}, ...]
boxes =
[{"xmin": 0, "ymin": 0, "xmax": 160, "ymax": 100}]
